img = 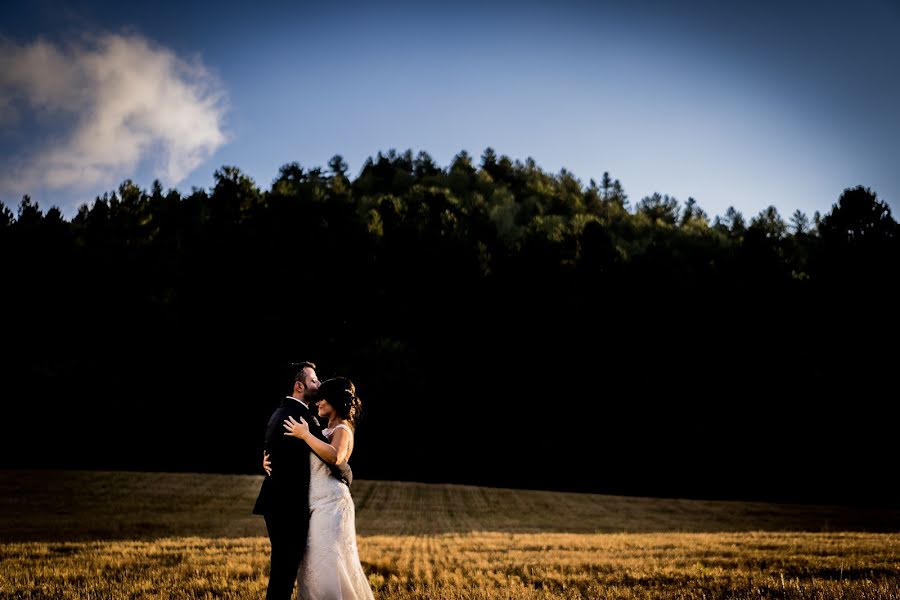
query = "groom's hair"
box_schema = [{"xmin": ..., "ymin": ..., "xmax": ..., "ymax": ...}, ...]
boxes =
[{"xmin": 292, "ymin": 361, "xmax": 317, "ymax": 385}]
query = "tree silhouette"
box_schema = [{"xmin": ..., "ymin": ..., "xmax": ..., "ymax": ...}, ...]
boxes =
[
  {"xmin": 815, "ymin": 185, "xmax": 897, "ymax": 288},
  {"xmin": 820, "ymin": 185, "xmax": 894, "ymax": 244}
]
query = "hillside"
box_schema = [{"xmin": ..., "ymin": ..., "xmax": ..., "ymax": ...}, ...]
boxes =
[{"xmin": 2, "ymin": 469, "xmax": 897, "ymax": 542}]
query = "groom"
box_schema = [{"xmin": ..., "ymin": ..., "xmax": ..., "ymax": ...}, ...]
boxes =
[{"xmin": 253, "ymin": 361, "xmax": 325, "ymax": 600}]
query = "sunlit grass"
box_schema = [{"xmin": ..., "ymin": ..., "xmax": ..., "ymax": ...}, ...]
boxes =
[
  {"xmin": 2, "ymin": 532, "xmax": 899, "ymax": 599},
  {"xmin": 1, "ymin": 470, "xmax": 898, "ymax": 599}
]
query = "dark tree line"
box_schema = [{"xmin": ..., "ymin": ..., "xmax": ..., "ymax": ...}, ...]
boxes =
[{"xmin": 1, "ymin": 149, "xmax": 897, "ymax": 505}]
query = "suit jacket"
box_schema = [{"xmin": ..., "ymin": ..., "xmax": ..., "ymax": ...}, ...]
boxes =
[
  {"xmin": 252, "ymin": 397, "xmax": 323, "ymax": 516},
  {"xmin": 252, "ymin": 396, "xmax": 353, "ymax": 516}
]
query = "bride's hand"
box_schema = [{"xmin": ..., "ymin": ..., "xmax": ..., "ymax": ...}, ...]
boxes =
[
  {"xmin": 283, "ymin": 416, "xmax": 310, "ymax": 440},
  {"xmin": 262, "ymin": 452, "xmax": 272, "ymax": 476}
]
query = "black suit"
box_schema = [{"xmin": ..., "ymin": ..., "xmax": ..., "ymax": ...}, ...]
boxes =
[{"xmin": 253, "ymin": 396, "xmax": 324, "ymax": 600}]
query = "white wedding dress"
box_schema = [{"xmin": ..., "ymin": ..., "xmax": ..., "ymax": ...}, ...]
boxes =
[{"xmin": 297, "ymin": 424, "xmax": 374, "ymax": 600}]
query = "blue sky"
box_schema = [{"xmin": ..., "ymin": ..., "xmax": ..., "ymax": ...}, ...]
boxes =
[{"xmin": 2, "ymin": 0, "xmax": 898, "ymax": 221}]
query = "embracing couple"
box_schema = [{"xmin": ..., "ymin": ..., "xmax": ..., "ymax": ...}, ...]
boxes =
[{"xmin": 252, "ymin": 361, "xmax": 374, "ymax": 600}]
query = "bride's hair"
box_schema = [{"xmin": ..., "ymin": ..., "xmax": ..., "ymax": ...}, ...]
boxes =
[{"xmin": 318, "ymin": 377, "xmax": 362, "ymax": 429}]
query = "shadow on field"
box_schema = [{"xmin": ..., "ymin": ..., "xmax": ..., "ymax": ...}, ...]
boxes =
[{"xmin": 1, "ymin": 470, "xmax": 898, "ymax": 542}]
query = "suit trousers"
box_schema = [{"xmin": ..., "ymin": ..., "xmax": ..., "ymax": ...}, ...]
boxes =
[{"xmin": 264, "ymin": 512, "xmax": 309, "ymax": 600}]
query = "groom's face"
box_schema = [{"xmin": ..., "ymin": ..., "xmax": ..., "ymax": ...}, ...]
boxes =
[{"xmin": 299, "ymin": 367, "xmax": 321, "ymax": 401}]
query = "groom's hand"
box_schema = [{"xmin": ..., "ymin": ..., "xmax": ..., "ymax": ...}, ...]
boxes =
[{"xmin": 262, "ymin": 452, "xmax": 272, "ymax": 476}]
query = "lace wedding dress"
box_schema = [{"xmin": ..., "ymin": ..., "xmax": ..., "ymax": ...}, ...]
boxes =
[{"xmin": 297, "ymin": 424, "xmax": 374, "ymax": 600}]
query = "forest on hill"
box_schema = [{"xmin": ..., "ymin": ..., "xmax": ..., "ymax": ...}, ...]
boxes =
[{"xmin": 2, "ymin": 148, "xmax": 896, "ymax": 504}]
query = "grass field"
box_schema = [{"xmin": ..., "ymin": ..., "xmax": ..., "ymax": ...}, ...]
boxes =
[{"xmin": 1, "ymin": 470, "xmax": 899, "ymax": 599}]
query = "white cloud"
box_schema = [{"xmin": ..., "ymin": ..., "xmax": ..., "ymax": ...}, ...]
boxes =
[{"xmin": 0, "ymin": 32, "xmax": 228, "ymax": 204}]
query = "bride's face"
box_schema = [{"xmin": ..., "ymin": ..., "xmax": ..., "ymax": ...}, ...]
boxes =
[{"xmin": 317, "ymin": 399, "xmax": 334, "ymax": 419}]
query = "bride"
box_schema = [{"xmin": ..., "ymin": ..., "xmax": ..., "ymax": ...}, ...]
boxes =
[{"xmin": 273, "ymin": 376, "xmax": 374, "ymax": 600}]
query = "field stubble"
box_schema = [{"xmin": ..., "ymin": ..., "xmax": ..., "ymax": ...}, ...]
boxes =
[{"xmin": 1, "ymin": 470, "xmax": 898, "ymax": 599}]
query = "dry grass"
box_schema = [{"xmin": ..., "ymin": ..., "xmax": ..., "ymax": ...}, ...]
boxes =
[
  {"xmin": 1, "ymin": 470, "xmax": 899, "ymax": 599},
  {"xmin": 2, "ymin": 532, "xmax": 899, "ymax": 599}
]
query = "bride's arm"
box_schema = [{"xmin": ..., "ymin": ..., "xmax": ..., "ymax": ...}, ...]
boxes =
[
  {"xmin": 329, "ymin": 428, "xmax": 351, "ymax": 465},
  {"xmin": 282, "ymin": 417, "xmax": 351, "ymax": 465}
]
